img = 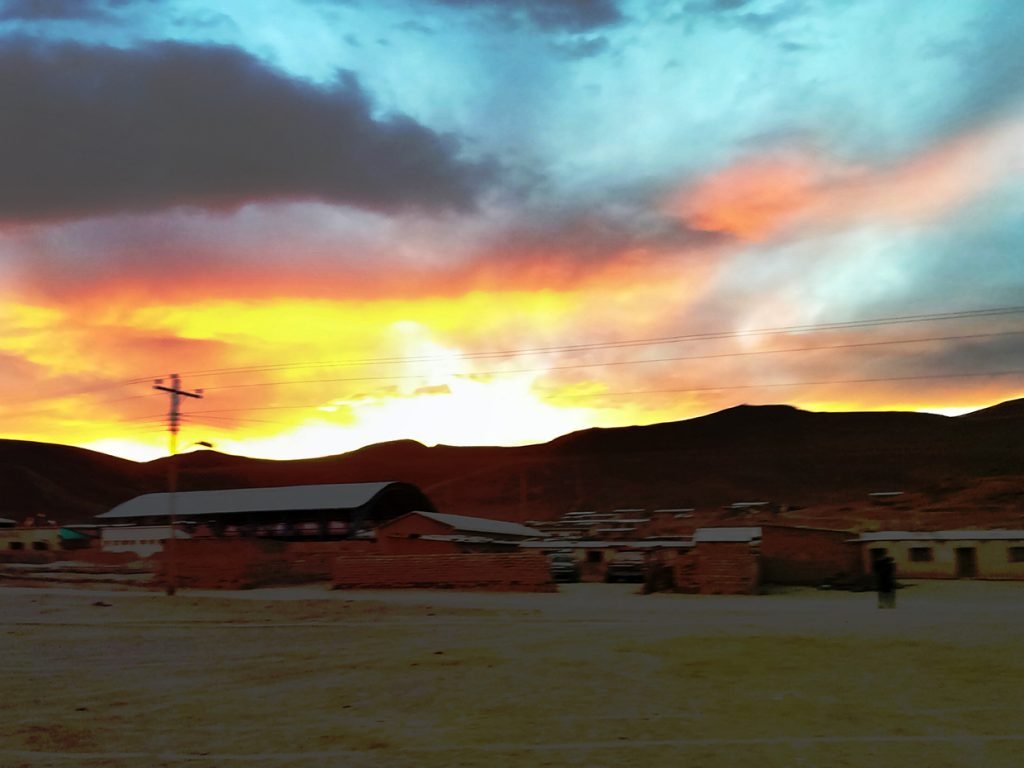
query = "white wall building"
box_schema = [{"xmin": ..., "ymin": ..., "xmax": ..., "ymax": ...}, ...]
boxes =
[
  {"xmin": 100, "ymin": 526, "xmax": 190, "ymax": 558},
  {"xmin": 857, "ymin": 530, "xmax": 1024, "ymax": 580}
]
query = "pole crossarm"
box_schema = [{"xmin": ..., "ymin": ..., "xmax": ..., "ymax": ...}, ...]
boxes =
[
  {"xmin": 154, "ymin": 373, "xmax": 204, "ymax": 438},
  {"xmin": 152, "ymin": 373, "xmax": 204, "ymax": 596}
]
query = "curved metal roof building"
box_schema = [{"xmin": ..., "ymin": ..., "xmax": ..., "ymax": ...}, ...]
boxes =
[{"xmin": 97, "ymin": 481, "xmax": 437, "ymax": 535}]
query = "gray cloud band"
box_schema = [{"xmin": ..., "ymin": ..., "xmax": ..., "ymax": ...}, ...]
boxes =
[
  {"xmin": 423, "ymin": 0, "xmax": 622, "ymax": 32},
  {"xmin": 0, "ymin": 39, "xmax": 491, "ymax": 221}
]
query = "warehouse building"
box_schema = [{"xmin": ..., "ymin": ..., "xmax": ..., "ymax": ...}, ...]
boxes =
[{"xmin": 96, "ymin": 481, "xmax": 437, "ymax": 548}]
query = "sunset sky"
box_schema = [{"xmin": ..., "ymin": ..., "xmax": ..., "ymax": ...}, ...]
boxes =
[{"xmin": 2, "ymin": 0, "xmax": 1023, "ymax": 462}]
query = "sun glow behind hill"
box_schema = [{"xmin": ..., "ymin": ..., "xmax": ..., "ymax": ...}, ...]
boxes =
[
  {"xmin": 5, "ymin": 280, "xmax": 1024, "ymax": 463},
  {"xmin": 4, "ymin": 274, "xmax": 1024, "ymax": 462}
]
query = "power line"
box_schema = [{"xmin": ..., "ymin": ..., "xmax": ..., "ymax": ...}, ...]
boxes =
[
  {"xmin": 129, "ymin": 304, "xmax": 1024, "ymax": 382},
  {"xmin": 184, "ymin": 368, "xmax": 1024, "ymax": 419},
  {"xmin": 4, "ymin": 304, "xmax": 1024, "ymax": 413},
  {"xmin": 196, "ymin": 329, "xmax": 1024, "ymax": 393},
  {"xmin": 536, "ymin": 368, "xmax": 1024, "ymax": 400}
]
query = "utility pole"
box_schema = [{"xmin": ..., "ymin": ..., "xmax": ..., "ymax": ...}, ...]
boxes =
[{"xmin": 154, "ymin": 373, "xmax": 203, "ymax": 596}]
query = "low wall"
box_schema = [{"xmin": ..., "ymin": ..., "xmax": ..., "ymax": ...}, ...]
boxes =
[
  {"xmin": 0, "ymin": 549, "xmax": 59, "ymax": 565},
  {"xmin": 332, "ymin": 553, "xmax": 556, "ymax": 592},
  {"xmin": 161, "ymin": 539, "xmax": 378, "ymax": 590},
  {"xmin": 61, "ymin": 548, "xmax": 142, "ymax": 567}
]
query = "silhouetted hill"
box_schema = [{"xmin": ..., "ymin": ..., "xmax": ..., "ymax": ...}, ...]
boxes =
[
  {"xmin": 959, "ymin": 397, "xmax": 1024, "ymax": 421},
  {"xmin": 2, "ymin": 400, "xmax": 1023, "ymax": 527},
  {"xmin": 0, "ymin": 440, "xmax": 160, "ymax": 522}
]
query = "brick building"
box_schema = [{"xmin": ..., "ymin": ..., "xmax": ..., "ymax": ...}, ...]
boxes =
[
  {"xmin": 674, "ymin": 527, "xmax": 763, "ymax": 594},
  {"xmin": 669, "ymin": 524, "xmax": 862, "ymax": 594},
  {"xmin": 758, "ymin": 524, "xmax": 863, "ymax": 585}
]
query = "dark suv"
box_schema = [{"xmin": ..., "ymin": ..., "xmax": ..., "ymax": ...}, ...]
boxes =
[{"xmin": 547, "ymin": 552, "xmax": 581, "ymax": 583}]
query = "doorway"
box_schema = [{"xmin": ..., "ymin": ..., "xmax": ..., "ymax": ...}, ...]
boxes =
[{"xmin": 955, "ymin": 547, "xmax": 977, "ymax": 578}]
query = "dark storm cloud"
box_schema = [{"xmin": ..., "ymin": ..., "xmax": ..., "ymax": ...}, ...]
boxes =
[
  {"xmin": 685, "ymin": 0, "xmax": 805, "ymax": 31},
  {"xmin": 0, "ymin": 39, "xmax": 491, "ymax": 221},
  {"xmin": 429, "ymin": 0, "xmax": 623, "ymax": 32},
  {"xmin": 920, "ymin": 333, "xmax": 1024, "ymax": 375},
  {"xmin": 484, "ymin": 197, "xmax": 728, "ymax": 269},
  {"xmin": 554, "ymin": 35, "xmax": 609, "ymax": 59},
  {"xmin": 0, "ymin": 0, "xmax": 135, "ymax": 20}
]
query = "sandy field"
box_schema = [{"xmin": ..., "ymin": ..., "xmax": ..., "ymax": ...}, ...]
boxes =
[{"xmin": 2, "ymin": 580, "xmax": 1023, "ymax": 768}]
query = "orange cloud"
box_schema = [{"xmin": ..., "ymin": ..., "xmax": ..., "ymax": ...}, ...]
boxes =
[
  {"xmin": 671, "ymin": 115, "xmax": 1024, "ymax": 241},
  {"xmin": 673, "ymin": 152, "xmax": 824, "ymax": 240}
]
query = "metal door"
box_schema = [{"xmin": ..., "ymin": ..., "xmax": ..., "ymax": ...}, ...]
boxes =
[{"xmin": 955, "ymin": 547, "xmax": 977, "ymax": 578}]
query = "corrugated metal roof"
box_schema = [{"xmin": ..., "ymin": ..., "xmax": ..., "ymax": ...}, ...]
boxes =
[
  {"xmin": 694, "ymin": 526, "xmax": 762, "ymax": 543},
  {"xmin": 413, "ymin": 510, "xmax": 544, "ymax": 539},
  {"xmin": 417, "ymin": 534, "xmax": 527, "ymax": 546},
  {"xmin": 521, "ymin": 539, "xmax": 693, "ymax": 549},
  {"xmin": 858, "ymin": 529, "xmax": 1024, "ymax": 542},
  {"xmin": 97, "ymin": 482, "xmax": 409, "ymax": 520}
]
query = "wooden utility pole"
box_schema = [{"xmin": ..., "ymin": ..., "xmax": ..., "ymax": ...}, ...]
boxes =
[{"xmin": 153, "ymin": 373, "xmax": 203, "ymax": 596}]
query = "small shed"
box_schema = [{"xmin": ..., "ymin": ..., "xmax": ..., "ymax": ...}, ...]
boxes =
[{"xmin": 674, "ymin": 527, "xmax": 763, "ymax": 594}]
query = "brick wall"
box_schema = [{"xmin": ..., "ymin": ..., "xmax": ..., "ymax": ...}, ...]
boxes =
[
  {"xmin": 160, "ymin": 539, "xmax": 378, "ymax": 589},
  {"xmin": 673, "ymin": 542, "xmax": 761, "ymax": 595},
  {"xmin": 332, "ymin": 553, "xmax": 556, "ymax": 592},
  {"xmin": 284, "ymin": 540, "xmax": 377, "ymax": 579}
]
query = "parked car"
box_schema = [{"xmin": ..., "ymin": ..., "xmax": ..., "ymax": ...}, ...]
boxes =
[
  {"xmin": 604, "ymin": 552, "xmax": 647, "ymax": 583},
  {"xmin": 547, "ymin": 551, "xmax": 581, "ymax": 583}
]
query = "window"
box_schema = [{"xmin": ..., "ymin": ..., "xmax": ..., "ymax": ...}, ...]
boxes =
[
  {"xmin": 586, "ymin": 550, "xmax": 603, "ymax": 563},
  {"xmin": 909, "ymin": 547, "xmax": 933, "ymax": 562},
  {"xmin": 1008, "ymin": 546, "xmax": 1024, "ymax": 563},
  {"xmin": 8, "ymin": 541, "xmax": 24, "ymax": 550},
  {"xmin": 31, "ymin": 541, "xmax": 49, "ymax": 551}
]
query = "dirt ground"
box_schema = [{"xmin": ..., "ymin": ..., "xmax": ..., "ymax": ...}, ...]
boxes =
[{"xmin": 2, "ymin": 581, "xmax": 1023, "ymax": 768}]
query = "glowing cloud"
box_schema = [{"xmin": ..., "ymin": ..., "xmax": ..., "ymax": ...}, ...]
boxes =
[{"xmin": 672, "ymin": 115, "xmax": 1024, "ymax": 241}]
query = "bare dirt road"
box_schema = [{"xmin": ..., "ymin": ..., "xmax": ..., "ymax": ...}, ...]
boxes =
[{"xmin": 2, "ymin": 581, "xmax": 1023, "ymax": 767}]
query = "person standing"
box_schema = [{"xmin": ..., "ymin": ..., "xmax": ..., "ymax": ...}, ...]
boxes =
[{"xmin": 873, "ymin": 554, "xmax": 897, "ymax": 608}]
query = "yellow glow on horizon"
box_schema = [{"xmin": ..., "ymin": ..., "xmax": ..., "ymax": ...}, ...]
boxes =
[
  {"xmin": 916, "ymin": 405, "xmax": 981, "ymax": 417},
  {"xmin": 79, "ymin": 438, "xmax": 167, "ymax": 463},
  {"xmin": 6, "ymin": 260, "xmax": 1022, "ymax": 463},
  {"xmin": 795, "ymin": 396, "xmax": 991, "ymax": 418}
]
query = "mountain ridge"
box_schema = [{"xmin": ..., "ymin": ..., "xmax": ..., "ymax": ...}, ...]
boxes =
[{"xmin": 2, "ymin": 400, "xmax": 1023, "ymax": 528}]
